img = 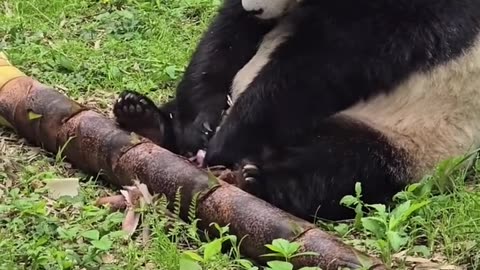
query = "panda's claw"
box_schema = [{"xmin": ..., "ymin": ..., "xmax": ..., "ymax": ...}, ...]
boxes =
[
  {"xmin": 242, "ymin": 164, "xmax": 259, "ymax": 176},
  {"xmin": 243, "ymin": 164, "xmax": 258, "ymax": 170},
  {"xmin": 241, "ymin": 162, "xmax": 260, "ymax": 184}
]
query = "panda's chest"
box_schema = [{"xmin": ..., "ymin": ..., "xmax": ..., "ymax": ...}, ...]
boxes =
[{"xmin": 229, "ymin": 20, "xmax": 293, "ymax": 102}]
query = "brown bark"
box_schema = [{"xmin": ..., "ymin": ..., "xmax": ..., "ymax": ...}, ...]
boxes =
[{"xmin": 0, "ymin": 56, "xmax": 386, "ymax": 269}]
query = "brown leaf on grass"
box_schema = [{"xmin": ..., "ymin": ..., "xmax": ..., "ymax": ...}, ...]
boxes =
[
  {"xmin": 121, "ymin": 182, "xmax": 154, "ymax": 236},
  {"xmin": 97, "ymin": 181, "xmax": 154, "ymax": 237},
  {"xmin": 394, "ymin": 251, "xmax": 464, "ymax": 270},
  {"xmin": 136, "ymin": 181, "xmax": 154, "ymax": 204},
  {"xmin": 122, "ymin": 207, "xmax": 140, "ymax": 236},
  {"xmin": 414, "ymin": 262, "xmax": 464, "ymax": 270}
]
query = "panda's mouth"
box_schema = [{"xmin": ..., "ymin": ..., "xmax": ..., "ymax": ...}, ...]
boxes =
[{"xmin": 250, "ymin": 8, "xmax": 264, "ymax": 16}]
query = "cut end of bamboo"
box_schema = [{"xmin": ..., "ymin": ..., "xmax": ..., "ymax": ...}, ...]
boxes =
[
  {"xmin": 0, "ymin": 52, "xmax": 12, "ymax": 66},
  {"xmin": 0, "ymin": 52, "xmax": 26, "ymax": 90}
]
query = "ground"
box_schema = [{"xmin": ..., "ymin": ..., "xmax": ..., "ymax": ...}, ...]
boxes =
[{"xmin": 1, "ymin": 0, "xmax": 480, "ymax": 269}]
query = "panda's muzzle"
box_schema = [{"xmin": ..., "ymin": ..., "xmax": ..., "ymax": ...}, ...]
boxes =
[{"xmin": 247, "ymin": 8, "xmax": 264, "ymax": 16}]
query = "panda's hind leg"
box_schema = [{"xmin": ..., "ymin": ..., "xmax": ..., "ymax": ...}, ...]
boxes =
[
  {"xmin": 247, "ymin": 115, "xmax": 411, "ymax": 221},
  {"xmin": 113, "ymin": 90, "xmax": 174, "ymax": 147},
  {"xmin": 231, "ymin": 147, "xmax": 281, "ymax": 197}
]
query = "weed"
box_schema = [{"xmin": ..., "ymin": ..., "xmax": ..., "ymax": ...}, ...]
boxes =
[{"xmin": 333, "ymin": 153, "xmax": 480, "ymax": 268}]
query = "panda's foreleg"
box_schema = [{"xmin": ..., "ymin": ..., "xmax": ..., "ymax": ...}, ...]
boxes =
[
  {"xmin": 171, "ymin": 0, "xmax": 275, "ymax": 156},
  {"xmin": 245, "ymin": 116, "xmax": 410, "ymax": 221},
  {"xmin": 202, "ymin": 50, "xmax": 358, "ymax": 167}
]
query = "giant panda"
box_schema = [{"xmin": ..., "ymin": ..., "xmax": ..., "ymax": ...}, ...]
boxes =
[{"xmin": 112, "ymin": 0, "xmax": 480, "ymax": 221}]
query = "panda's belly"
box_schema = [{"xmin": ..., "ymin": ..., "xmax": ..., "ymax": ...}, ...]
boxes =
[{"xmin": 341, "ymin": 39, "xmax": 480, "ymax": 179}]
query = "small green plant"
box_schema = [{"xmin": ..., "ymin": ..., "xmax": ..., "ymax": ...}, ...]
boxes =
[
  {"xmin": 262, "ymin": 238, "xmax": 319, "ymax": 262},
  {"xmin": 179, "ymin": 234, "xmax": 323, "ymax": 270},
  {"xmin": 341, "ymin": 182, "xmax": 430, "ymax": 265},
  {"xmin": 341, "ymin": 183, "xmax": 430, "ymax": 265},
  {"xmin": 178, "ymin": 223, "xmax": 251, "ymax": 270},
  {"xmin": 261, "ymin": 239, "xmax": 321, "ymax": 270},
  {"xmin": 361, "ymin": 200, "xmax": 429, "ymax": 264},
  {"xmin": 340, "ymin": 182, "xmax": 365, "ymax": 229}
]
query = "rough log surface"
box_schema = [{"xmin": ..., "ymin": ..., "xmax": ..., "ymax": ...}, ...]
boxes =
[{"xmin": 0, "ymin": 54, "xmax": 386, "ymax": 269}]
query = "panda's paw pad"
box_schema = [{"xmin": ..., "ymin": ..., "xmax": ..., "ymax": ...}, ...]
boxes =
[
  {"xmin": 113, "ymin": 90, "xmax": 160, "ymax": 128},
  {"xmin": 242, "ymin": 163, "xmax": 259, "ymax": 183}
]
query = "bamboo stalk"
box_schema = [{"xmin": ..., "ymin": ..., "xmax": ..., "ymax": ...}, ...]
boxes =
[{"xmin": 0, "ymin": 53, "xmax": 386, "ymax": 269}]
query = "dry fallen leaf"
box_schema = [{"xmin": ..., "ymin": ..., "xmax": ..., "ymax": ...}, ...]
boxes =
[
  {"xmin": 414, "ymin": 262, "xmax": 464, "ymax": 270},
  {"xmin": 101, "ymin": 253, "xmax": 117, "ymax": 264},
  {"xmin": 97, "ymin": 181, "xmax": 154, "ymax": 238},
  {"xmin": 45, "ymin": 178, "xmax": 80, "ymax": 199},
  {"xmin": 94, "ymin": 39, "xmax": 102, "ymax": 50},
  {"xmin": 122, "ymin": 208, "xmax": 140, "ymax": 236},
  {"xmin": 403, "ymin": 256, "xmax": 432, "ymax": 264},
  {"xmin": 393, "ymin": 250, "xmax": 465, "ymax": 270},
  {"xmin": 145, "ymin": 263, "xmax": 157, "ymax": 270},
  {"xmin": 137, "ymin": 182, "xmax": 153, "ymax": 204}
]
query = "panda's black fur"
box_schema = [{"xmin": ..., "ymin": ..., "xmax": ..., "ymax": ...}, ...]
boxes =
[{"xmin": 114, "ymin": 0, "xmax": 480, "ymax": 221}]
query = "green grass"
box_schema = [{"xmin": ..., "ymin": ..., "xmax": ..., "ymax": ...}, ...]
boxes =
[
  {"xmin": 1, "ymin": 0, "xmax": 218, "ymax": 103},
  {"xmin": 1, "ymin": 0, "xmax": 480, "ymax": 269},
  {"xmin": 0, "ymin": 0, "xmax": 236, "ymax": 269},
  {"xmin": 323, "ymin": 155, "xmax": 480, "ymax": 269}
]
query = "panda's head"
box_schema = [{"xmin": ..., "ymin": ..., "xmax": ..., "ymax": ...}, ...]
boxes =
[{"xmin": 242, "ymin": 0, "xmax": 301, "ymax": 20}]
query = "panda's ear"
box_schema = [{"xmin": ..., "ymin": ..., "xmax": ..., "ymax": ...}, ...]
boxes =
[{"xmin": 241, "ymin": 0, "xmax": 297, "ymax": 20}]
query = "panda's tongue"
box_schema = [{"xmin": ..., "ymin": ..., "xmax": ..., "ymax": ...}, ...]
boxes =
[
  {"xmin": 188, "ymin": 149, "xmax": 207, "ymax": 167},
  {"xmin": 196, "ymin": 149, "xmax": 206, "ymax": 166}
]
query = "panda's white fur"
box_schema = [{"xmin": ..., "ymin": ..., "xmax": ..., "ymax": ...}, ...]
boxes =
[
  {"xmin": 219, "ymin": 20, "xmax": 293, "ymax": 129},
  {"xmin": 342, "ymin": 39, "xmax": 480, "ymax": 181},
  {"xmin": 241, "ymin": 0, "xmax": 301, "ymax": 20},
  {"xmin": 231, "ymin": 0, "xmax": 300, "ymax": 100},
  {"xmin": 231, "ymin": 20, "xmax": 293, "ymax": 101}
]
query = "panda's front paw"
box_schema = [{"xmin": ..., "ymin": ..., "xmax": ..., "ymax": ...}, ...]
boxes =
[
  {"xmin": 204, "ymin": 123, "xmax": 251, "ymax": 168},
  {"xmin": 203, "ymin": 141, "xmax": 234, "ymax": 168},
  {"xmin": 179, "ymin": 117, "xmax": 216, "ymax": 156},
  {"xmin": 113, "ymin": 90, "xmax": 167, "ymax": 145},
  {"xmin": 113, "ymin": 90, "xmax": 160, "ymax": 124}
]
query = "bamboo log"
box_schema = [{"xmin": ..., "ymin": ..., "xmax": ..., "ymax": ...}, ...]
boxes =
[{"xmin": 0, "ymin": 53, "xmax": 386, "ymax": 270}]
